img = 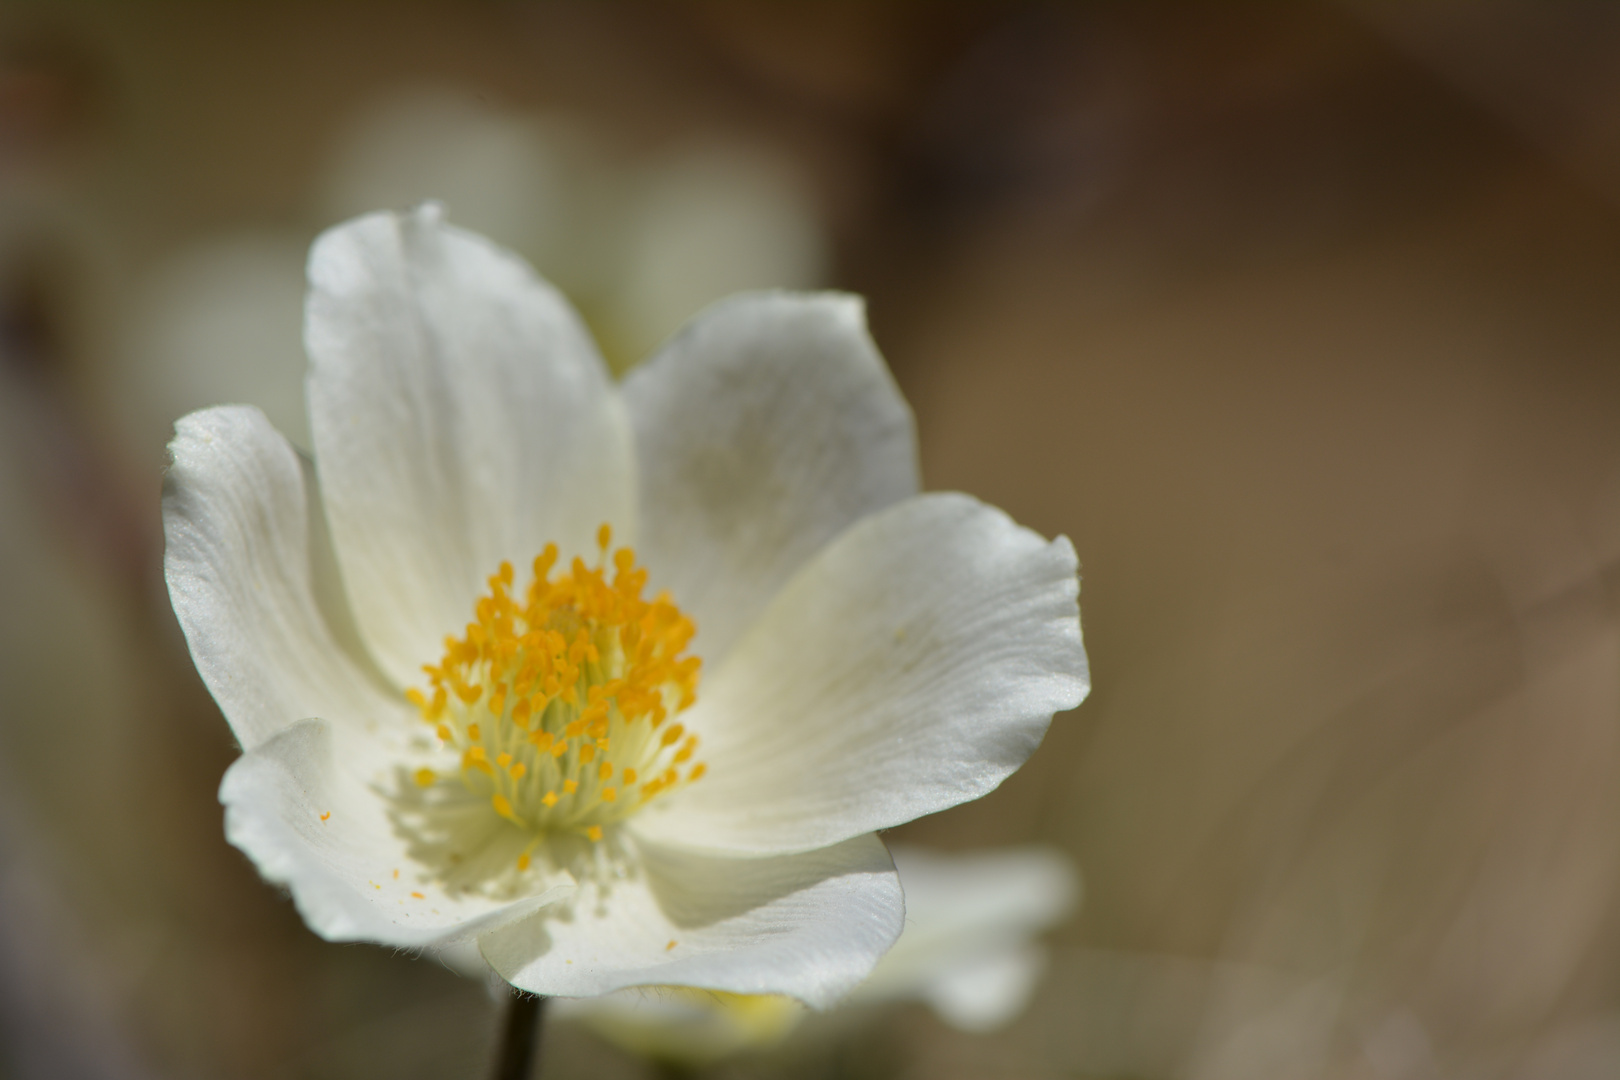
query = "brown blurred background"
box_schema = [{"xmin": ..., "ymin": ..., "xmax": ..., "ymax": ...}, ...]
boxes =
[{"xmin": 3, "ymin": 4, "xmax": 1620, "ymax": 1078}]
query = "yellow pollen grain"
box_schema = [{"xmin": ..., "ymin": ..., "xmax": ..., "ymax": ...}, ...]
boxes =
[
  {"xmin": 666, "ymin": 940, "xmax": 677, "ymax": 951},
  {"xmin": 586, "ymin": 825, "xmax": 603, "ymax": 842},
  {"xmin": 411, "ymin": 891, "xmax": 425, "ymax": 899},
  {"xmin": 319, "ymin": 811, "xmax": 330, "ymax": 822},
  {"xmin": 414, "ymin": 768, "xmax": 435, "ymax": 787},
  {"xmin": 392, "ymin": 868, "xmax": 399, "ymax": 879},
  {"xmin": 516, "ymin": 854, "xmax": 530, "ymax": 871}
]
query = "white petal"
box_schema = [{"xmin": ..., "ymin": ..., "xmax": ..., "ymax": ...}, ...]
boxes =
[
  {"xmin": 163, "ymin": 406, "xmax": 407, "ymax": 750},
  {"xmin": 852, "ymin": 845, "xmax": 1078, "ymax": 1025},
  {"xmin": 634, "ymin": 493, "xmax": 1088, "ymax": 855},
  {"xmin": 884, "ymin": 845, "xmax": 1079, "ymax": 961},
  {"xmin": 304, "ymin": 205, "xmax": 634, "ymax": 687},
  {"xmin": 478, "ymin": 834, "xmax": 903, "ymax": 1009},
  {"xmin": 921, "ymin": 945, "xmax": 1048, "ymax": 1033},
  {"xmin": 622, "ymin": 291, "xmax": 917, "ymax": 664},
  {"xmin": 220, "ymin": 718, "xmax": 572, "ymax": 947}
]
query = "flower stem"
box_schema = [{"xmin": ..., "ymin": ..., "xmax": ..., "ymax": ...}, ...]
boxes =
[{"xmin": 493, "ymin": 991, "xmax": 546, "ymax": 1080}]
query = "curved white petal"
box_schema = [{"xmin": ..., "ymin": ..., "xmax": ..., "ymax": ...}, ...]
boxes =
[
  {"xmin": 622, "ymin": 291, "xmax": 917, "ymax": 664},
  {"xmin": 478, "ymin": 834, "xmax": 903, "ymax": 1009},
  {"xmin": 220, "ymin": 718, "xmax": 572, "ymax": 947},
  {"xmin": 634, "ymin": 493, "xmax": 1088, "ymax": 855},
  {"xmin": 305, "ymin": 205, "xmax": 634, "ymax": 687},
  {"xmin": 163, "ymin": 406, "xmax": 407, "ymax": 750}
]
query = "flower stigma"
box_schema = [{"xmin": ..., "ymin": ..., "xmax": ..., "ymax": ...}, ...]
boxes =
[{"xmin": 405, "ymin": 525, "xmax": 704, "ymax": 870}]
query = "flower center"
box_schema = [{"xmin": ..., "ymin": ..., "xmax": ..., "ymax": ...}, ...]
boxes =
[{"xmin": 407, "ymin": 525, "xmax": 704, "ymax": 863}]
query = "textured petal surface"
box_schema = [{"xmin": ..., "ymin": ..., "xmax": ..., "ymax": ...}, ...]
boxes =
[
  {"xmin": 221, "ymin": 718, "xmax": 572, "ymax": 947},
  {"xmin": 478, "ymin": 833, "xmax": 902, "ymax": 1009},
  {"xmin": 634, "ymin": 493, "xmax": 1088, "ymax": 855},
  {"xmin": 164, "ymin": 406, "xmax": 406, "ymax": 750},
  {"xmin": 305, "ymin": 205, "xmax": 633, "ymax": 686},
  {"xmin": 622, "ymin": 291, "xmax": 917, "ymax": 664}
]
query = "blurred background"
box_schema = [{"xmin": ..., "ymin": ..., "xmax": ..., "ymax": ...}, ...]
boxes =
[{"xmin": 4, "ymin": 4, "xmax": 1620, "ymax": 1078}]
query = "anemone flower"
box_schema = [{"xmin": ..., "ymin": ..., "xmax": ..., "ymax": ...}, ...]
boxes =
[{"xmin": 163, "ymin": 204, "xmax": 1087, "ymax": 1007}]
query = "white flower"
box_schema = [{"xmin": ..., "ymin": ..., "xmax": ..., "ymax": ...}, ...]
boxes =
[
  {"xmin": 559, "ymin": 845, "xmax": 1080, "ymax": 1064},
  {"xmin": 162, "ymin": 204, "xmax": 1087, "ymax": 1007}
]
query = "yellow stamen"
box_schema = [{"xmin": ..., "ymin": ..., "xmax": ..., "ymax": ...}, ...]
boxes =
[{"xmin": 404, "ymin": 528, "xmax": 707, "ymax": 845}]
